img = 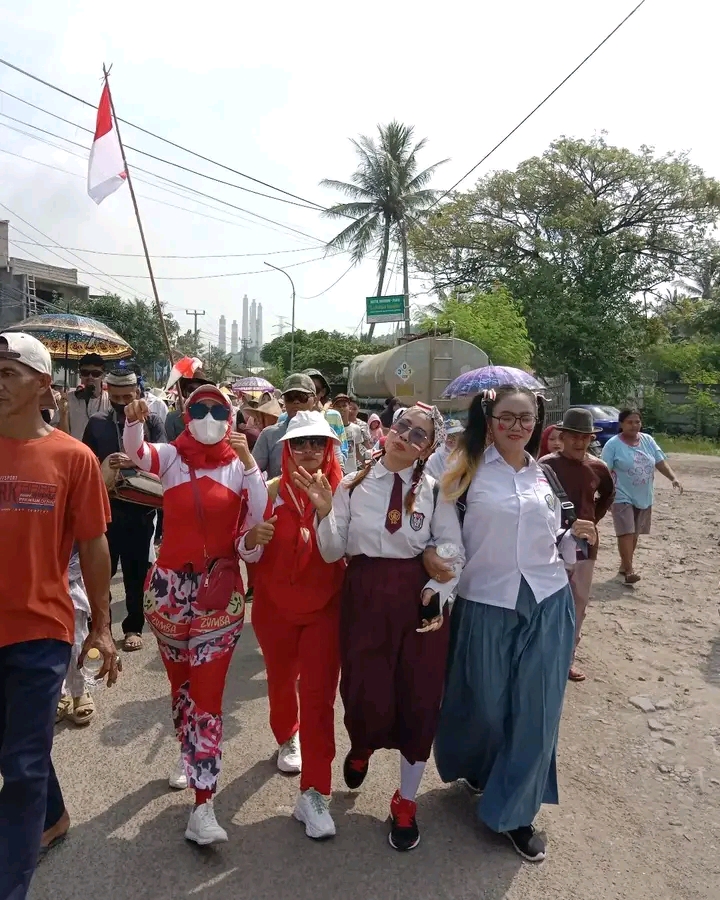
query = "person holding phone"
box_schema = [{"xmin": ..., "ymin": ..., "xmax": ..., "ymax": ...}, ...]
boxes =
[
  {"xmin": 122, "ymin": 386, "xmax": 267, "ymax": 846},
  {"xmin": 434, "ymin": 386, "xmax": 596, "ymax": 863},
  {"xmin": 293, "ymin": 403, "xmax": 464, "ymax": 853},
  {"xmin": 239, "ymin": 411, "xmax": 346, "ymax": 840}
]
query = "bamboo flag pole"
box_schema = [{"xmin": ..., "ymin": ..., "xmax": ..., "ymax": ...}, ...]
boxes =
[{"xmin": 102, "ymin": 64, "xmax": 175, "ymax": 372}]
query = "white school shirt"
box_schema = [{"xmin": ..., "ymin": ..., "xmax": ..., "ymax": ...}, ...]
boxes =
[
  {"xmin": 457, "ymin": 445, "xmax": 574, "ymax": 610},
  {"xmin": 315, "ymin": 460, "xmax": 465, "ymax": 606}
]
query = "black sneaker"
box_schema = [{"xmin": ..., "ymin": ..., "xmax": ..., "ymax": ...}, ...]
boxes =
[
  {"xmin": 505, "ymin": 825, "xmax": 546, "ymax": 862},
  {"xmin": 388, "ymin": 790, "xmax": 420, "ymax": 851},
  {"xmin": 343, "ymin": 750, "xmax": 371, "ymax": 790}
]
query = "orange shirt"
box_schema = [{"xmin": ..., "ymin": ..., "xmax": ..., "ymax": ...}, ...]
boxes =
[{"xmin": 0, "ymin": 428, "xmax": 111, "ymax": 648}]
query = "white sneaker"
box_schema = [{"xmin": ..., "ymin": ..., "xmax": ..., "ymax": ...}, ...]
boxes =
[
  {"xmin": 169, "ymin": 756, "xmax": 188, "ymax": 790},
  {"xmin": 277, "ymin": 734, "xmax": 302, "ymax": 774},
  {"xmin": 293, "ymin": 789, "xmax": 336, "ymax": 839},
  {"xmin": 184, "ymin": 801, "xmax": 228, "ymax": 845}
]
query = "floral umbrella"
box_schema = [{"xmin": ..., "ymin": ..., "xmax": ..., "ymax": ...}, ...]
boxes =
[
  {"xmin": 232, "ymin": 376, "xmax": 275, "ymax": 392},
  {"xmin": 3, "ymin": 313, "xmax": 133, "ymax": 361},
  {"xmin": 442, "ymin": 365, "xmax": 545, "ymax": 399}
]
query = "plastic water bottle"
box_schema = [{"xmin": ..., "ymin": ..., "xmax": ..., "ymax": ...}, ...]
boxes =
[
  {"xmin": 82, "ymin": 648, "xmax": 103, "ymax": 686},
  {"xmin": 436, "ymin": 542, "xmax": 460, "ymax": 564}
]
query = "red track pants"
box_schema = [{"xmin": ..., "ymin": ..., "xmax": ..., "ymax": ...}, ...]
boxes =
[{"xmin": 252, "ymin": 597, "xmax": 340, "ymax": 796}]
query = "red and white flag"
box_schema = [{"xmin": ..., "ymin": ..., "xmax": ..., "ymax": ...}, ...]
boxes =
[{"xmin": 87, "ymin": 83, "xmax": 127, "ymax": 204}]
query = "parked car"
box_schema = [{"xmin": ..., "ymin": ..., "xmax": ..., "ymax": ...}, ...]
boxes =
[{"xmin": 574, "ymin": 405, "xmax": 621, "ymax": 446}]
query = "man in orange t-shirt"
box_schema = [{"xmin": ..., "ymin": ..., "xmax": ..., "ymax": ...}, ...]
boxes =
[{"xmin": 0, "ymin": 332, "xmax": 116, "ymax": 900}]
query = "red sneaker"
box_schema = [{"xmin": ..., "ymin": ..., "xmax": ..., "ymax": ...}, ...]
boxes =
[{"xmin": 388, "ymin": 790, "xmax": 420, "ymax": 852}]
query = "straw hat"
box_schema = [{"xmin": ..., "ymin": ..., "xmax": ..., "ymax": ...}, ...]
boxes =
[{"xmin": 255, "ymin": 396, "xmax": 282, "ymax": 421}]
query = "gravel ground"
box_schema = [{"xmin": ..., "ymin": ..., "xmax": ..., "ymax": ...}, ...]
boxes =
[{"xmin": 30, "ymin": 454, "xmax": 720, "ymax": 900}]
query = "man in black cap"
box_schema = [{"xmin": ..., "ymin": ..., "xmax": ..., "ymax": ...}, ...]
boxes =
[
  {"xmin": 540, "ymin": 408, "xmax": 615, "ymax": 682},
  {"xmin": 83, "ymin": 368, "xmax": 167, "ymax": 652},
  {"xmin": 56, "ymin": 352, "xmax": 110, "ymax": 441}
]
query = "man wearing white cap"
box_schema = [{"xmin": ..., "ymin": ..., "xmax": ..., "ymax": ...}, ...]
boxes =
[
  {"xmin": 0, "ymin": 332, "xmax": 116, "ymax": 900},
  {"xmin": 425, "ymin": 419, "xmax": 464, "ymax": 481}
]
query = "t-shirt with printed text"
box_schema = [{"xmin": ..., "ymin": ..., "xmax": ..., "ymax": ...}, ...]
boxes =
[
  {"xmin": 601, "ymin": 432, "xmax": 666, "ymax": 509},
  {"xmin": 0, "ymin": 428, "xmax": 111, "ymax": 648}
]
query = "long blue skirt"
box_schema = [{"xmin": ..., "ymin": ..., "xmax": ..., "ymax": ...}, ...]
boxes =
[{"xmin": 434, "ymin": 578, "xmax": 575, "ymax": 833}]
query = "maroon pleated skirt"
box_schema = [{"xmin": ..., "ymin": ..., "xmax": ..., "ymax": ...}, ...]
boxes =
[{"xmin": 339, "ymin": 554, "xmax": 450, "ymax": 764}]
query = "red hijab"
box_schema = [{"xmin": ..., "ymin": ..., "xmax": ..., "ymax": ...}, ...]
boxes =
[
  {"xmin": 278, "ymin": 438, "xmax": 342, "ymax": 572},
  {"xmin": 171, "ymin": 386, "xmax": 237, "ymax": 470}
]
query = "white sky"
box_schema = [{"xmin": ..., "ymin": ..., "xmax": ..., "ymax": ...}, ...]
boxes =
[{"xmin": 0, "ymin": 0, "xmax": 715, "ymax": 349}]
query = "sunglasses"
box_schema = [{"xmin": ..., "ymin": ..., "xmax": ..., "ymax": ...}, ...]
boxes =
[
  {"xmin": 80, "ymin": 369, "xmax": 103, "ymax": 378},
  {"xmin": 289, "ymin": 436, "xmax": 328, "ymax": 451},
  {"xmin": 284, "ymin": 391, "xmax": 311, "ymax": 404},
  {"xmin": 391, "ymin": 418, "xmax": 432, "ymax": 448},
  {"xmin": 187, "ymin": 403, "xmax": 231, "ymax": 422}
]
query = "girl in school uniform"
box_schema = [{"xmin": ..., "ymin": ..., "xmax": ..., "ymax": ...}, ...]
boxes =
[
  {"xmin": 293, "ymin": 403, "xmax": 464, "ymax": 853},
  {"xmin": 239, "ymin": 411, "xmax": 346, "ymax": 840},
  {"xmin": 433, "ymin": 386, "xmax": 596, "ymax": 863}
]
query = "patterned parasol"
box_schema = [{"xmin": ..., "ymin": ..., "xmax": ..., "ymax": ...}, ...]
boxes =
[
  {"xmin": 232, "ymin": 376, "xmax": 275, "ymax": 392},
  {"xmin": 3, "ymin": 313, "xmax": 133, "ymax": 361},
  {"xmin": 442, "ymin": 365, "xmax": 545, "ymax": 399}
]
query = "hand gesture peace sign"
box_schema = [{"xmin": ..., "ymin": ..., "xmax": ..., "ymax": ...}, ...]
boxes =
[{"xmin": 291, "ymin": 466, "xmax": 334, "ymax": 519}]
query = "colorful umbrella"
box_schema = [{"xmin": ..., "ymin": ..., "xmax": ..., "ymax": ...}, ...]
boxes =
[
  {"xmin": 232, "ymin": 376, "xmax": 275, "ymax": 392},
  {"xmin": 442, "ymin": 366, "xmax": 545, "ymax": 399},
  {"xmin": 3, "ymin": 313, "xmax": 133, "ymax": 361}
]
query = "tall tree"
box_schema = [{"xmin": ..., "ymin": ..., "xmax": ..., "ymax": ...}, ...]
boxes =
[
  {"xmin": 411, "ymin": 136, "xmax": 720, "ymax": 400},
  {"xmin": 321, "ymin": 122, "xmax": 447, "ymax": 338},
  {"xmin": 261, "ymin": 329, "xmax": 381, "ymax": 383}
]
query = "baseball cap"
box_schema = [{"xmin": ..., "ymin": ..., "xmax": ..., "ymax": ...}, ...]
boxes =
[
  {"xmin": 282, "ymin": 373, "xmax": 316, "ymax": 396},
  {"xmin": 445, "ymin": 418, "xmax": 464, "ymax": 435},
  {"xmin": 0, "ymin": 332, "xmax": 52, "ymax": 376}
]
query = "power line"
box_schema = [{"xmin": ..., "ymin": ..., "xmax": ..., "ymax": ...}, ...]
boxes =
[
  {"xmin": 10, "ymin": 239, "xmax": 325, "ymax": 259},
  {"xmin": 298, "ymin": 262, "xmax": 355, "ymax": 300},
  {"xmin": 0, "ymin": 58, "xmax": 333, "ymax": 213},
  {"xmin": 427, "ymin": 0, "xmax": 649, "ymax": 208}
]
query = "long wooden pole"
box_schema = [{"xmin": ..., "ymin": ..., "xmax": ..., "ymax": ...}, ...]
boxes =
[{"xmin": 102, "ymin": 65, "xmax": 174, "ymax": 373}]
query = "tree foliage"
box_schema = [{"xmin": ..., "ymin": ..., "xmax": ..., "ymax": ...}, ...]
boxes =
[
  {"xmin": 410, "ymin": 135, "xmax": 720, "ymax": 400},
  {"xmin": 203, "ymin": 346, "xmax": 234, "ymax": 383},
  {"xmin": 416, "ymin": 286, "xmax": 533, "ymax": 368},
  {"xmin": 260, "ymin": 330, "xmax": 381, "ymax": 382}
]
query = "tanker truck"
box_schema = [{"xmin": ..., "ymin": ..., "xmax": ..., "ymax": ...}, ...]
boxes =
[{"xmin": 348, "ymin": 334, "xmax": 489, "ymax": 414}]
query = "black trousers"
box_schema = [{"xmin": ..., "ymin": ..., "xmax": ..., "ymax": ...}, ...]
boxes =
[{"xmin": 107, "ymin": 501, "xmax": 155, "ymax": 635}]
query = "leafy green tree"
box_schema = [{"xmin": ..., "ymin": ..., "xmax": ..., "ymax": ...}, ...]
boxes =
[
  {"xmin": 75, "ymin": 294, "xmax": 179, "ymax": 373},
  {"xmin": 322, "ymin": 122, "xmax": 447, "ymax": 338},
  {"xmin": 261, "ymin": 329, "xmax": 381, "ymax": 383},
  {"xmin": 204, "ymin": 346, "xmax": 234, "ymax": 383},
  {"xmin": 416, "ymin": 286, "xmax": 532, "ymax": 367},
  {"xmin": 411, "ymin": 135, "xmax": 720, "ymax": 400}
]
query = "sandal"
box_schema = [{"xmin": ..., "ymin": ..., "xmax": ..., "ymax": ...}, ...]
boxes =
[
  {"xmin": 37, "ymin": 832, "xmax": 68, "ymax": 863},
  {"xmin": 624, "ymin": 573, "xmax": 641, "ymax": 585},
  {"xmin": 568, "ymin": 667, "xmax": 586, "ymax": 682},
  {"xmin": 70, "ymin": 693, "xmax": 95, "ymax": 726},
  {"xmin": 56, "ymin": 695, "xmax": 73, "ymax": 725},
  {"xmin": 123, "ymin": 633, "xmax": 143, "ymax": 652}
]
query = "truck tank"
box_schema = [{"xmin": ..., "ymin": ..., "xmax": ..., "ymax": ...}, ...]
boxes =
[{"xmin": 349, "ymin": 336, "xmax": 489, "ymax": 412}]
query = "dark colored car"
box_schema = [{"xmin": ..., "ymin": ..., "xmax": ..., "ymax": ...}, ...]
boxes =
[{"xmin": 574, "ymin": 405, "xmax": 621, "ymax": 447}]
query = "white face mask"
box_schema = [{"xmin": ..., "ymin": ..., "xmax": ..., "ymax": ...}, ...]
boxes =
[{"xmin": 188, "ymin": 414, "xmax": 228, "ymax": 445}]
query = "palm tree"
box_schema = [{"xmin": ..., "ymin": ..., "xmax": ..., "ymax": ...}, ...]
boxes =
[{"xmin": 321, "ymin": 122, "xmax": 447, "ymax": 338}]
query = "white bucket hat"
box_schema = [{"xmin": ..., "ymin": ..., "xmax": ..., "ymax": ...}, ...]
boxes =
[{"xmin": 278, "ymin": 410, "xmax": 339, "ymax": 443}]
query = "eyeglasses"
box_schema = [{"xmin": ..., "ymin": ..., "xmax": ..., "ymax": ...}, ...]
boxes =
[
  {"xmin": 80, "ymin": 368, "xmax": 103, "ymax": 378},
  {"xmin": 284, "ymin": 391, "xmax": 311, "ymax": 404},
  {"xmin": 492, "ymin": 413, "xmax": 537, "ymax": 430},
  {"xmin": 391, "ymin": 418, "xmax": 432, "ymax": 448},
  {"xmin": 289, "ymin": 436, "xmax": 328, "ymax": 451},
  {"xmin": 187, "ymin": 403, "xmax": 230, "ymax": 422}
]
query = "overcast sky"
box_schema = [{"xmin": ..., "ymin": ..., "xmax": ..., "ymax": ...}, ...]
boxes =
[{"xmin": 0, "ymin": 0, "xmax": 715, "ymax": 348}]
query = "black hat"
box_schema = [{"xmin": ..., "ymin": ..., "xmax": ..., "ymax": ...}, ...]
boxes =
[{"xmin": 557, "ymin": 408, "xmax": 602, "ymax": 435}]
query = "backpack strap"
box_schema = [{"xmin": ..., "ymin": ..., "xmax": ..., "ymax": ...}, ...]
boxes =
[{"xmin": 539, "ymin": 462, "xmax": 577, "ymax": 531}]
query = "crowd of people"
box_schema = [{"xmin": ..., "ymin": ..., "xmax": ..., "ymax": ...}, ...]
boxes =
[{"xmin": 0, "ymin": 330, "xmax": 685, "ymax": 899}]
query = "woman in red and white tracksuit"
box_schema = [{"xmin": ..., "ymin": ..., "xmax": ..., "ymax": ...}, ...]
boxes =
[
  {"xmin": 239, "ymin": 411, "xmax": 346, "ymax": 840},
  {"xmin": 123, "ymin": 385, "xmax": 267, "ymax": 846}
]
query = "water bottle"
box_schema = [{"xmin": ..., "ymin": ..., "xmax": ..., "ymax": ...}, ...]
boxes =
[
  {"xmin": 82, "ymin": 648, "xmax": 103, "ymax": 687},
  {"xmin": 436, "ymin": 542, "xmax": 460, "ymax": 564}
]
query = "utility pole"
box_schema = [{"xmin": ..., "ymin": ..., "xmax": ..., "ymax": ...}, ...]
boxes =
[
  {"xmin": 264, "ymin": 263, "xmax": 296, "ymax": 371},
  {"xmin": 240, "ymin": 338, "xmax": 252, "ymax": 372},
  {"xmin": 273, "ymin": 316, "xmax": 289, "ymax": 338},
  {"xmin": 186, "ymin": 308, "xmax": 205, "ymax": 355}
]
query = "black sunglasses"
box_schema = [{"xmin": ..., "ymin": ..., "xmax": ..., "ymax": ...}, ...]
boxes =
[
  {"xmin": 289, "ymin": 436, "xmax": 328, "ymax": 451},
  {"xmin": 80, "ymin": 368, "xmax": 103, "ymax": 378},
  {"xmin": 187, "ymin": 403, "xmax": 230, "ymax": 422},
  {"xmin": 284, "ymin": 391, "xmax": 311, "ymax": 404}
]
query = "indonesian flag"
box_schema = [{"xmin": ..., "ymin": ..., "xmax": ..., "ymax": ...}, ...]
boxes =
[
  {"xmin": 87, "ymin": 83, "xmax": 127, "ymax": 204},
  {"xmin": 166, "ymin": 356, "xmax": 204, "ymax": 390}
]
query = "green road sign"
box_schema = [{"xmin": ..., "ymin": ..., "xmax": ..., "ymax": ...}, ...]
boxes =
[{"xmin": 366, "ymin": 294, "xmax": 405, "ymax": 324}]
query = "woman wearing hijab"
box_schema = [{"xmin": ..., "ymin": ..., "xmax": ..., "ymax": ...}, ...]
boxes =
[
  {"xmin": 293, "ymin": 403, "xmax": 464, "ymax": 853},
  {"xmin": 122, "ymin": 386, "xmax": 267, "ymax": 846},
  {"xmin": 239, "ymin": 411, "xmax": 346, "ymax": 839},
  {"xmin": 366, "ymin": 413, "xmax": 383, "ymax": 448},
  {"xmin": 434, "ymin": 386, "xmax": 596, "ymax": 862}
]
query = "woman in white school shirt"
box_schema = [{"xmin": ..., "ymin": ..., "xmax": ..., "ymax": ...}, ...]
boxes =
[
  {"xmin": 293, "ymin": 403, "xmax": 464, "ymax": 854},
  {"xmin": 434, "ymin": 386, "xmax": 596, "ymax": 863}
]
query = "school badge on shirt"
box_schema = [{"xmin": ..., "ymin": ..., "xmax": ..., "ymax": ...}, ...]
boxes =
[
  {"xmin": 545, "ymin": 494, "xmax": 555, "ymax": 511},
  {"xmin": 410, "ymin": 511, "xmax": 425, "ymax": 531}
]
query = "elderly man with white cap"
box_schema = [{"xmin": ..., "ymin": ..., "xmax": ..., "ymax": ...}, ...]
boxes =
[
  {"xmin": 0, "ymin": 332, "xmax": 115, "ymax": 900},
  {"xmin": 82, "ymin": 367, "xmax": 167, "ymax": 652}
]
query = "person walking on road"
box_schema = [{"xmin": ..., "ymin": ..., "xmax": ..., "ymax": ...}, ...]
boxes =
[
  {"xmin": 0, "ymin": 332, "xmax": 116, "ymax": 900},
  {"xmin": 435, "ymin": 386, "xmax": 596, "ymax": 863},
  {"xmin": 54, "ymin": 351, "xmax": 110, "ymax": 441},
  {"xmin": 122, "ymin": 386, "xmax": 267, "ymax": 846},
  {"xmin": 425, "ymin": 418, "xmax": 464, "ymax": 480},
  {"xmin": 602, "ymin": 409, "xmax": 683, "ymax": 585},
  {"xmin": 240, "ymin": 411, "xmax": 346, "ymax": 839},
  {"xmin": 294, "ymin": 403, "xmax": 463, "ymax": 853},
  {"xmin": 540, "ymin": 408, "xmax": 615, "ymax": 682}
]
